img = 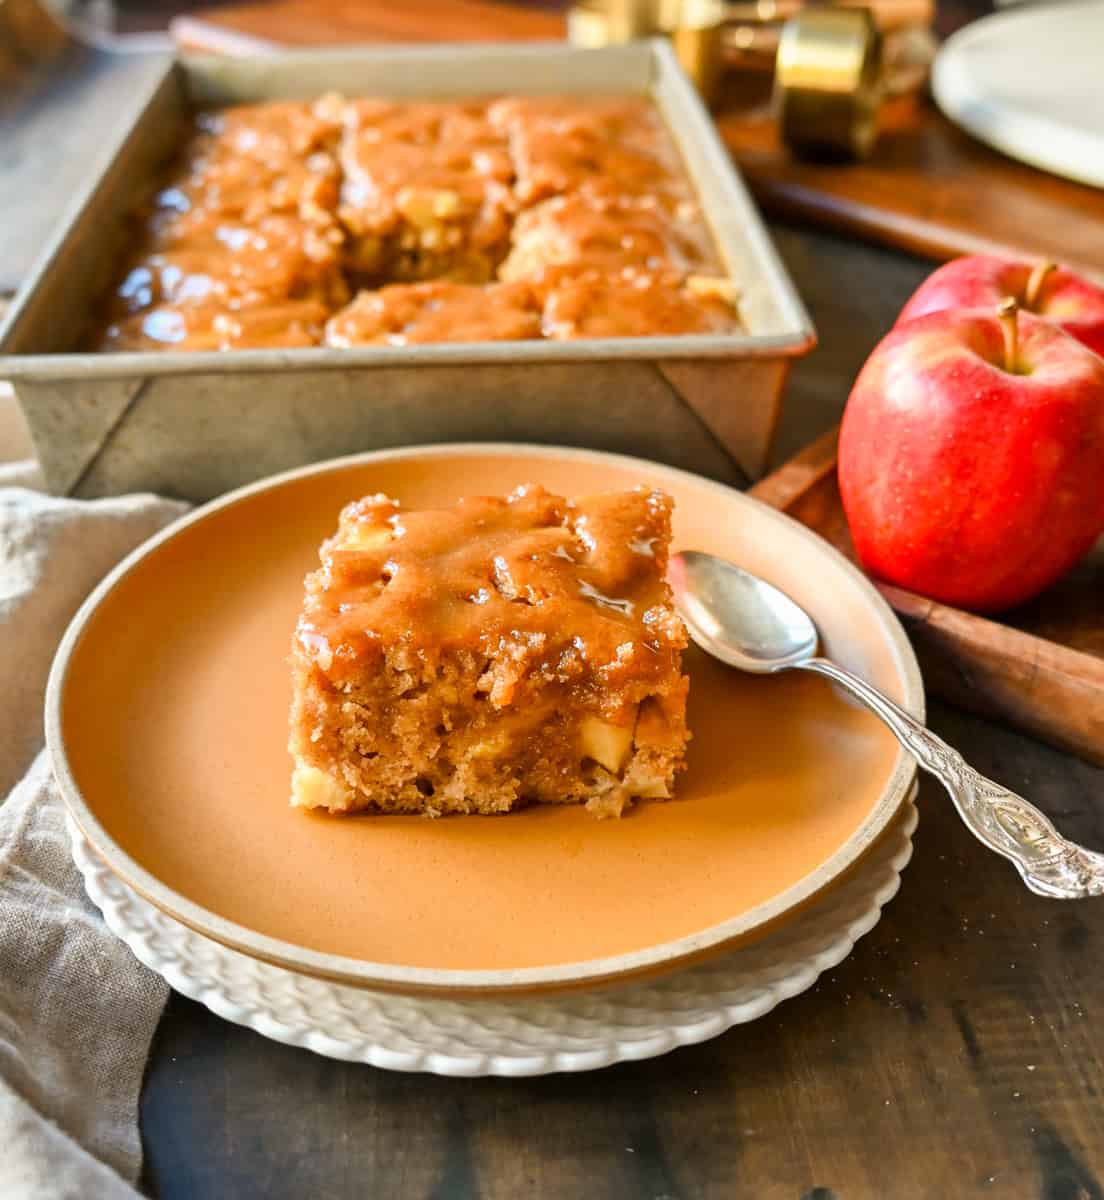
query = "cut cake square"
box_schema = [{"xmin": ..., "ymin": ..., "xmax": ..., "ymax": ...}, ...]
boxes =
[
  {"xmin": 289, "ymin": 484, "xmax": 690, "ymax": 818},
  {"xmin": 333, "ymin": 99, "xmax": 515, "ymax": 283},
  {"xmin": 535, "ymin": 267, "xmax": 741, "ymax": 339}
]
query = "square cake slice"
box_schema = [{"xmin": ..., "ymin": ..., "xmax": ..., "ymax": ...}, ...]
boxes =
[
  {"xmin": 289, "ymin": 484, "xmax": 690, "ymax": 818},
  {"xmin": 486, "ymin": 94, "xmax": 682, "ymax": 207},
  {"xmin": 333, "ymin": 99, "xmax": 516, "ymax": 284},
  {"xmin": 534, "ymin": 267, "xmax": 741, "ymax": 340},
  {"xmin": 497, "ymin": 192, "xmax": 715, "ymax": 283}
]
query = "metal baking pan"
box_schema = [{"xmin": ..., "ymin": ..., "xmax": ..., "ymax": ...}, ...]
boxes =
[{"xmin": 0, "ymin": 39, "xmax": 815, "ymax": 502}]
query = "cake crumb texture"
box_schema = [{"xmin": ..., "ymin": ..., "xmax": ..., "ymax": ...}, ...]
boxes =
[{"xmin": 288, "ymin": 484, "xmax": 691, "ymax": 817}]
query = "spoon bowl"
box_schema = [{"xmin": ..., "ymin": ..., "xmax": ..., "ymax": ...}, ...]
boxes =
[{"xmin": 669, "ymin": 550, "xmax": 818, "ymax": 673}]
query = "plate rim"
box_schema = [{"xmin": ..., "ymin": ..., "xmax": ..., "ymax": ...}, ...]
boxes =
[{"xmin": 46, "ymin": 441, "xmax": 924, "ymax": 995}]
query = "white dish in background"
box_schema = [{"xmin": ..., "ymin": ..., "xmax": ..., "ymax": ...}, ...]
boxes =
[{"xmin": 932, "ymin": 2, "xmax": 1104, "ymax": 190}]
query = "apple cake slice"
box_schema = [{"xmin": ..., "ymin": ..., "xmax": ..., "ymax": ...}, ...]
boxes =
[
  {"xmin": 333, "ymin": 98, "xmax": 515, "ymax": 284},
  {"xmin": 289, "ymin": 484, "xmax": 690, "ymax": 818}
]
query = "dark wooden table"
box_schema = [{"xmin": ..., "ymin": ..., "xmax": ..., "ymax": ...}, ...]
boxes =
[{"xmin": 137, "ymin": 226, "xmax": 1104, "ymax": 1200}]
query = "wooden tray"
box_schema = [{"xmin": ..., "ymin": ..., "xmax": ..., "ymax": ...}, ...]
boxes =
[
  {"xmin": 749, "ymin": 426, "xmax": 1104, "ymax": 766},
  {"xmin": 715, "ymin": 74, "xmax": 1104, "ymax": 282}
]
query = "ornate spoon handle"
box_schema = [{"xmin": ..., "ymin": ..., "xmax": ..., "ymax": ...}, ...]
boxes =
[{"xmin": 798, "ymin": 658, "xmax": 1104, "ymax": 899}]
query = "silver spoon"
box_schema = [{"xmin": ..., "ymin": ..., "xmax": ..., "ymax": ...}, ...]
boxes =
[{"xmin": 669, "ymin": 550, "xmax": 1104, "ymax": 900}]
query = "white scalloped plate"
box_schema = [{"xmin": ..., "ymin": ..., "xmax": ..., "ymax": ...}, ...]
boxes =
[{"xmin": 71, "ymin": 792, "xmax": 916, "ymax": 1076}]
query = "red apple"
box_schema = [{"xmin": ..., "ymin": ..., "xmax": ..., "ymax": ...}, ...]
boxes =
[
  {"xmin": 839, "ymin": 304, "xmax": 1104, "ymax": 612},
  {"xmin": 896, "ymin": 256, "xmax": 1104, "ymax": 359}
]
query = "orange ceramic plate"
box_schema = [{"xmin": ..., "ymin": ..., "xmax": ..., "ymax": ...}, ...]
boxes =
[{"xmin": 47, "ymin": 445, "xmax": 922, "ymax": 994}]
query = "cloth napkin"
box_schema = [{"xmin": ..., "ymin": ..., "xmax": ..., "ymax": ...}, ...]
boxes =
[{"xmin": 0, "ymin": 459, "xmax": 188, "ymax": 1198}]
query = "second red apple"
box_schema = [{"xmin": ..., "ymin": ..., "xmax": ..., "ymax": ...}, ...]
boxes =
[{"xmin": 896, "ymin": 255, "xmax": 1104, "ymax": 359}]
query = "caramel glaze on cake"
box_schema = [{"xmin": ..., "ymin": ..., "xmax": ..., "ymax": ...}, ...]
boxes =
[
  {"xmin": 537, "ymin": 267, "xmax": 738, "ymax": 340},
  {"xmin": 100, "ymin": 100, "xmax": 349, "ymax": 353},
  {"xmin": 289, "ymin": 485, "xmax": 690, "ymax": 818},
  {"xmin": 485, "ymin": 95, "xmax": 686, "ymax": 206},
  {"xmin": 93, "ymin": 94, "xmax": 741, "ymax": 351},
  {"xmin": 324, "ymin": 280, "xmax": 541, "ymax": 346},
  {"xmin": 332, "ymin": 98, "xmax": 516, "ymax": 284},
  {"xmin": 158, "ymin": 101, "xmax": 345, "ymax": 230}
]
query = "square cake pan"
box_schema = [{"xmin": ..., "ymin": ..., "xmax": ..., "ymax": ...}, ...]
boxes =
[{"xmin": 0, "ymin": 39, "xmax": 815, "ymax": 502}]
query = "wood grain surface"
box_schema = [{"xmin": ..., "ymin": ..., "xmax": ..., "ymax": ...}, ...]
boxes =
[
  {"xmin": 170, "ymin": 0, "xmax": 1104, "ymax": 278},
  {"xmin": 135, "ymin": 220, "xmax": 1104, "ymax": 1200}
]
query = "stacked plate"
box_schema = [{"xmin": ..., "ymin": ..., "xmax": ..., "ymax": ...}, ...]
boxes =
[
  {"xmin": 69, "ymin": 800, "xmax": 916, "ymax": 1075},
  {"xmin": 50, "ymin": 445, "xmax": 923, "ymax": 1076}
]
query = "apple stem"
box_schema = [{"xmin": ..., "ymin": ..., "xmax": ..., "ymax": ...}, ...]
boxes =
[
  {"xmin": 997, "ymin": 297, "xmax": 1019, "ymax": 372},
  {"xmin": 1025, "ymin": 261, "xmax": 1056, "ymax": 309}
]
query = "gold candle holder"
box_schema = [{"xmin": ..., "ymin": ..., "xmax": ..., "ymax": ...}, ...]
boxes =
[
  {"xmin": 773, "ymin": 7, "xmax": 883, "ymax": 160},
  {"xmin": 566, "ymin": 0, "xmax": 930, "ymax": 160}
]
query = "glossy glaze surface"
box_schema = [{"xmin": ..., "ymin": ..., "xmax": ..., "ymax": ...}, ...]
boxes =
[
  {"xmin": 323, "ymin": 280, "xmax": 540, "ymax": 346},
  {"xmin": 299, "ymin": 485, "xmax": 676, "ymax": 682},
  {"xmin": 94, "ymin": 93, "xmax": 740, "ymax": 351}
]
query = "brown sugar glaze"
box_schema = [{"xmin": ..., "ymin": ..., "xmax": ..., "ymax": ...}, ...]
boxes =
[
  {"xmin": 93, "ymin": 93, "xmax": 742, "ymax": 351},
  {"xmin": 100, "ymin": 99, "xmax": 348, "ymax": 351},
  {"xmin": 297, "ymin": 485, "xmax": 684, "ymax": 718},
  {"xmin": 324, "ymin": 280, "xmax": 540, "ymax": 345},
  {"xmin": 499, "ymin": 192, "xmax": 714, "ymax": 280},
  {"xmin": 160, "ymin": 100, "xmax": 345, "ymax": 227},
  {"xmin": 337, "ymin": 99, "xmax": 515, "ymax": 259},
  {"xmin": 486, "ymin": 95, "xmax": 685, "ymax": 205},
  {"xmin": 536, "ymin": 268, "xmax": 735, "ymax": 339},
  {"xmin": 100, "ymin": 99, "xmax": 350, "ymax": 351}
]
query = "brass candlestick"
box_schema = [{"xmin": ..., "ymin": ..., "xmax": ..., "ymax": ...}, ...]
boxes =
[
  {"xmin": 775, "ymin": 7, "xmax": 882, "ymax": 160},
  {"xmin": 566, "ymin": 0, "xmax": 934, "ymax": 160}
]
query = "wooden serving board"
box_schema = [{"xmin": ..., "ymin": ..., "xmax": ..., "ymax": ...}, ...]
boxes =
[
  {"xmin": 749, "ymin": 425, "xmax": 1104, "ymax": 766},
  {"xmin": 171, "ymin": 0, "xmax": 1104, "ymax": 280},
  {"xmin": 715, "ymin": 76, "xmax": 1104, "ymax": 283}
]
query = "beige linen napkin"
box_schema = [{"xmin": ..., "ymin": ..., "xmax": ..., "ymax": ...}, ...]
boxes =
[{"xmin": 0, "ymin": 460, "xmax": 187, "ymax": 1198}]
